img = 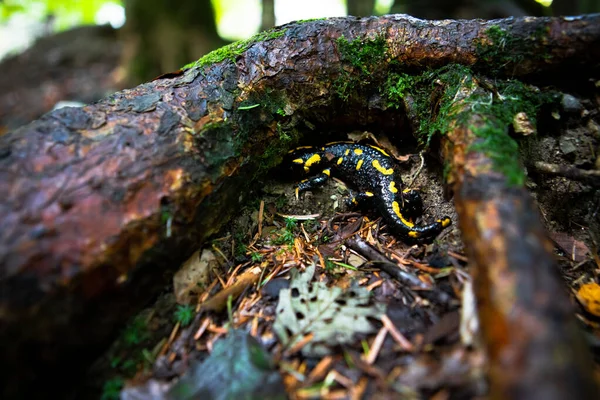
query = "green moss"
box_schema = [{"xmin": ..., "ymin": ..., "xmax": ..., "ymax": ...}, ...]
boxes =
[
  {"xmin": 334, "ymin": 35, "xmax": 388, "ymax": 101},
  {"xmin": 274, "ymin": 228, "xmax": 295, "ymax": 245},
  {"xmin": 303, "ymin": 219, "xmax": 319, "ymax": 232},
  {"xmin": 470, "ymin": 124, "xmax": 523, "ymax": 184},
  {"xmin": 384, "ymin": 64, "xmax": 474, "ymax": 145},
  {"xmin": 475, "ymin": 24, "xmax": 551, "ymax": 75},
  {"xmin": 182, "ymin": 28, "xmax": 287, "ymax": 70},
  {"xmin": 197, "ymin": 121, "xmax": 236, "ymax": 177},
  {"xmin": 256, "ymin": 141, "xmax": 288, "ymax": 175},
  {"xmin": 251, "ymin": 252, "xmax": 263, "ymax": 262},
  {"xmin": 383, "ymin": 64, "xmax": 557, "ymax": 185},
  {"xmin": 297, "ymin": 17, "xmax": 327, "ymax": 23},
  {"xmin": 324, "ymin": 258, "xmax": 336, "ymax": 271},
  {"xmin": 101, "ymin": 378, "xmax": 124, "ymax": 400},
  {"xmin": 122, "ymin": 315, "xmax": 150, "ymax": 346},
  {"xmin": 336, "ymin": 34, "xmax": 387, "ymax": 75},
  {"xmin": 174, "ymin": 304, "xmax": 195, "ymax": 327},
  {"xmin": 236, "ymin": 242, "xmax": 247, "ymax": 258},
  {"xmin": 284, "ymin": 216, "xmax": 297, "ymax": 230},
  {"xmin": 465, "ymin": 80, "xmax": 558, "ymax": 185}
]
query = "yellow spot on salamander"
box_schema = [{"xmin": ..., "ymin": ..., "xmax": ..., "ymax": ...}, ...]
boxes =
[
  {"xmin": 403, "ymin": 188, "xmax": 412, "ymax": 194},
  {"xmin": 389, "ymin": 181, "xmax": 398, "ymax": 193},
  {"xmin": 345, "ymin": 149, "xmax": 350, "ymax": 156},
  {"xmin": 372, "ymin": 159, "xmax": 394, "ymax": 175},
  {"xmin": 356, "ymin": 159, "xmax": 364, "ymax": 170},
  {"xmin": 354, "ymin": 148, "xmax": 363, "ymax": 155},
  {"xmin": 288, "ymin": 145, "xmax": 313, "ymax": 153},
  {"xmin": 408, "ymin": 231, "xmax": 420, "ymax": 238},
  {"xmin": 323, "ymin": 169, "xmax": 330, "ymax": 176},
  {"xmin": 293, "ymin": 158, "xmax": 304, "ymax": 164},
  {"xmin": 337, "ymin": 157, "xmax": 344, "ymax": 165},
  {"xmin": 325, "ymin": 140, "xmax": 348, "ymax": 146},
  {"xmin": 305, "ymin": 154, "xmax": 321, "ymax": 169},
  {"xmin": 365, "ymin": 191, "xmax": 374, "ymax": 197},
  {"xmin": 369, "ymin": 145, "xmax": 390, "ymax": 156},
  {"xmin": 392, "ymin": 201, "xmax": 415, "ymax": 227},
  {"xmin": 438, "ymin": 217, "xmax": 451, "ymax": 228}
]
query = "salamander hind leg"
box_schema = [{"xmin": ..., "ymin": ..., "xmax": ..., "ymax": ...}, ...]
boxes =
[
  {"xmin": 400, "ymin": 189, "xmax": 424, "ymax": 222},
  {"xmin": 385, "ymin": 201, "xmax": 452, "ymax": 243},
  {"xmin": 405, "ymin": 216, "xmax": 452, "ymax": 243}
]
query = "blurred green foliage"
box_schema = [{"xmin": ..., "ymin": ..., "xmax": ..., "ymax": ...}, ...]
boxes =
[{"xmin": 0, "ymin": 0, "xmax": 121, "ymax": 30}]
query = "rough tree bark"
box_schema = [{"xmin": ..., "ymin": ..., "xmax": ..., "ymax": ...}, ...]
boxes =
[
  {"xmin": 1, "ymin": 14, "xmax": 599, "ymax": 398},
  {"xmin": 441, "ymin": 79, "xmax": 598, "ymax": 399}
]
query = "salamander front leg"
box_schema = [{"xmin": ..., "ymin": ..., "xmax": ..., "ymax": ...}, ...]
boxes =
[
  {"xmin": 345, "ymin": 190, "xmax": 376, "ymax": 208},
  {"xmin": 295, "ymin": 169, "xmax": 331, "ymax": 198}
]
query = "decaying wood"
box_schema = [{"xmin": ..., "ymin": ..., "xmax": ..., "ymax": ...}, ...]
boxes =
[
  {"xmin": 441, "ymin": 79, "xmax": 598, "ymax": 399},
  {"xmin": 200, "ymin": 266, "xmax": 262, "ymax": 313},
  {"xmin": 0, "ymin": 14, "xmax": 599, "ymax": 397}
]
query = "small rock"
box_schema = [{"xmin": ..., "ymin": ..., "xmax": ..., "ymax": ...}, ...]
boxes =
[
  {"xmin": 561, "ymin": 94, "xmax": 583, "ymax": 114},
  {"xmin": 261, "ymin": 278, "xmax": 290, "ymax": 299},
  {"xmin": 559, "ymin": 136, "xmax": 577, "ymax": 155},
  {"xmin": 588, "ymin": 120, "xmax": 600, "ymax": 138}
]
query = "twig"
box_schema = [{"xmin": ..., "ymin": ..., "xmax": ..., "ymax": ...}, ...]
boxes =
[
  {"xmin": 346, "ymin": 237, "xmax": 430, "ymax": 289},
  {"xmin": 381, "ymin": 314, "xmax": 414, "ymax": 351},
  {"xmin": 532, "ymin": 161, "xmax": 600, "ymax": 186},
  {"xmin": 407, "ymin": 152, "xmax": 425, "ymax": 187},
  {"xmin": 365, "ymin": 326, "xmax": 388, "ymax": 364}
]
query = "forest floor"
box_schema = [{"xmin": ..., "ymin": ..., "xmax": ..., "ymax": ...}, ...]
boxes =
[
  {"xmin": 84, "ymin": 84, "xmax": 600, "ymax": 399},
  {"xmin": 2, "ymin": 20, "xmax": 599, "ymax": 400}
]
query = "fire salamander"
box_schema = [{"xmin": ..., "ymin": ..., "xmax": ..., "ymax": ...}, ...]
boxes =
[{"xmin": 285, "ymin": 142, "xmax": 452, "ymax": 243}]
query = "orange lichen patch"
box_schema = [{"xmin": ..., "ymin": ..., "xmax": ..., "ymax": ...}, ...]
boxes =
[
  {"xmin": 81, "ymin": 124, "xmax": 115, "ymax": 141},
  {"xmin": 166, "ymin": 168, "xmax": 186, "ymax": 192},
  {"xmin": 576, "ymin": 283, "xmax": 600, "ymax": 317},
  {"xmin": 124, "ymin": 181, "xmax": 166, "ymax": 223},
  {"xmin": 194, "ymin": 107, "xmax": 225, "ymax": 133},
  {"xmin": 181, "ymin": 129, "xmax": 196, "ymax": 153},
  {"xmin": 466, "ymin": 201, "xmax": 513, "ymax": 358}
]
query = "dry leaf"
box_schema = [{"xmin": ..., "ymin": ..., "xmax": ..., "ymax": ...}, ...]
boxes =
[
  {"xmin": 549, "ymin": 231, "xmax": 590, "ymax": 262},
  {"xmin": 273, "ymin": 264, "xmax": 385, "ymax": 356},
  {"xmin": 173, "ymin": 249, "xmax": 217, "ymax": 304}
]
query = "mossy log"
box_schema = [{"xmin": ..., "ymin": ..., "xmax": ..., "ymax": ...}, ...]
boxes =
[
  {"xmin": 441, "ymin": 79, "xmax": 598, "ymax": 399},
  {"xmin": 0, "ymin": 14, "xmax": 599, "ymax": 397}
]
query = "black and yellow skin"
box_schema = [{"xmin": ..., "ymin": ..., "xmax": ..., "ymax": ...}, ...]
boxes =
[{"xmin": 285, "ymin": 142, "xmax": 452, "ymax": 243}]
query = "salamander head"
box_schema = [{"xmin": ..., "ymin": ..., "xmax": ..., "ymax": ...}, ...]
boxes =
[{"xmin": 284, "ymin": 146, "xmax": 324, "ymax": 175}]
